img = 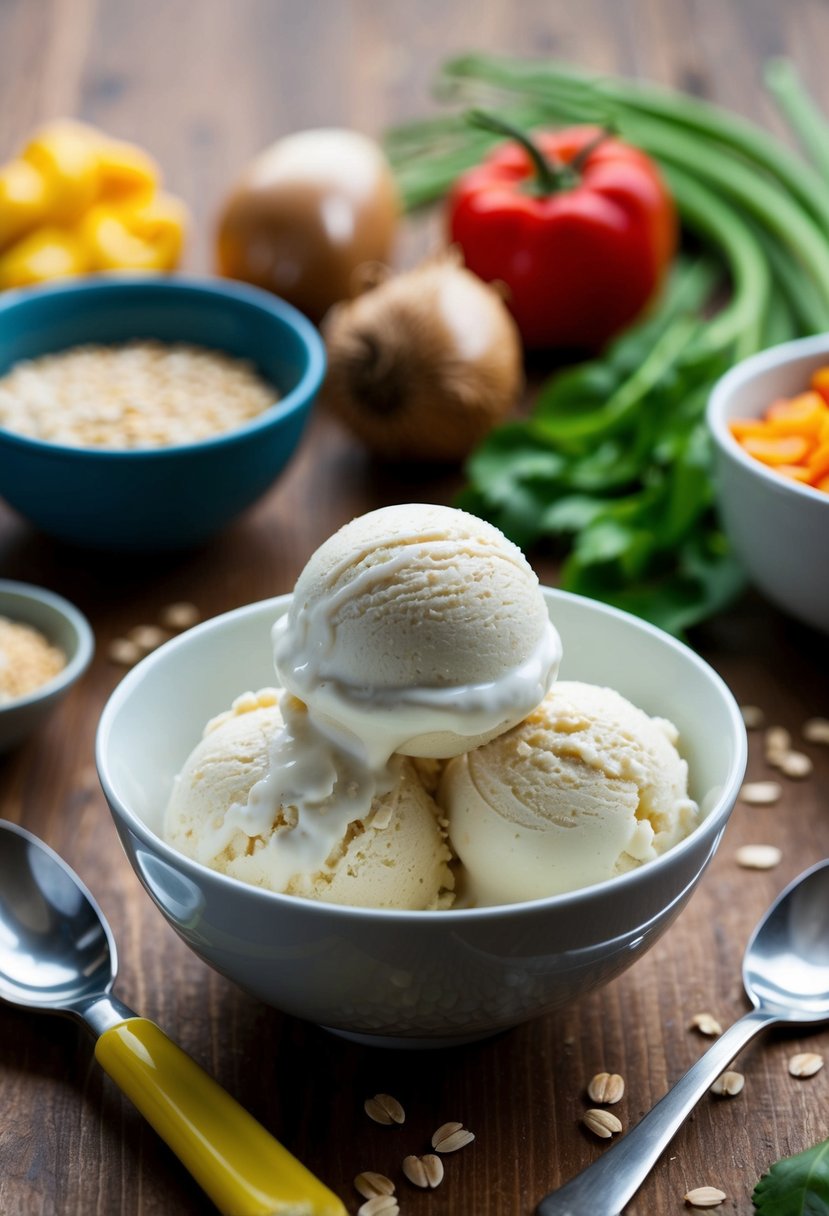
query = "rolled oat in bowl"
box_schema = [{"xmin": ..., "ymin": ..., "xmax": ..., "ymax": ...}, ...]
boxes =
[
  {"xmin": 0, "ymin": 340, "xmax": 277, "ymax": 449},
  {"xmin": 0, "ymin": 616, "xmax": 66, "ymax": 704}
]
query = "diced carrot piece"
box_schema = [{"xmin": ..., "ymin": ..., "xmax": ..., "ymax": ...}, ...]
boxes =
[
  {"xmin": 807, "ymin": 440, "xmax": 829, "ymax": 482},
  {"xmin": 810, "ymin": 366, "xmax": 829, "ymax": 406},
  {"xmin": 775, "ymin": 463, "xmax": 813, "ymax": 483},
  {"xmin": 766, "ymin": 391, "xmax": 829, "ymax": 436},
  {"xmin": 730, "ymin": 418, "xmax": 775, "ymax": 441},
  {"xmin": 741, "ymin": 434, "xmax": 812, "ymax": 465}
]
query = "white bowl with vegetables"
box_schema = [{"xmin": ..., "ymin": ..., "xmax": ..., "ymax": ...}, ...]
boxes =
[{"xmin": 707, "ymin": 334, "xmax": 829, "ymax": 634}]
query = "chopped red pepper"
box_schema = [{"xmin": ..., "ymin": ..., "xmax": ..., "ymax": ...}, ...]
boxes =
[{"xmin": 447, "ymin": 119, "xmax": 677, "ymax": 351}]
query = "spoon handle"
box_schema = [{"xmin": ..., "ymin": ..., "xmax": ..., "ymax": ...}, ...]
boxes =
[
  {"xmin": 536, "ymin": 1007, "xmax": 777, "ymax": 1216},
  {"xmin": 95, "ymin": 1016, "xmax": 346, "ymax": 1216}
]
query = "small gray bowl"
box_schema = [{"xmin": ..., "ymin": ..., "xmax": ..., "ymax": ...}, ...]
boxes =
[{"xmin": 0, "ymin": 580, "xmax": 94, "ymax": 750}]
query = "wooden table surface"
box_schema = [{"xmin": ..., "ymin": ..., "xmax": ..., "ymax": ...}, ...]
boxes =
[{"xmin": 1, "ymin": 2, "xmax": 828, "ymax": 1214}]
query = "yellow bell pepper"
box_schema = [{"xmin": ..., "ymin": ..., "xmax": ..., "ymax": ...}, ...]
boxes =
[
  {"xmin": 0, "ymin": 159, "xmax": 52, "ymax": 250},
  {"xmin": 80, "ymin": 193, "xmax": 188, "ymax": 271},
  {"xmin": 0, "ymin": 226, "xmax": 90, "ymax": 289},
  {"xmin": 95, "ymin": 137, "xmax": 159, "ymax": 206},
  {"xmin": 21, "ymin": 119, "xmax": 102, "ymax": 223},
  {"xmin": 0, "ymin": 118, "xmax": 186, "ymax": 287}
]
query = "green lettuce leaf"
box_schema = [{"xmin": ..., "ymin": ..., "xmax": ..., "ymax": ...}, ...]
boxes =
[{"xmin": 753, "ymin": 1136, "xmax": 829, "ymax": 1215}]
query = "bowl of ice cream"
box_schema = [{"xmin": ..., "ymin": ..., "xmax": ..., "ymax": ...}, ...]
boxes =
[
  {"xmin": 97, "ymin": 506, "xmax": 746, "ymax": 1046},
  {"xmin": 0, "ymin": 579, "xmax": 94, "ymax": 750},
  {"xmin": 0, "ymin": 275, "xmax": 325, "ymax": 550},
  {"xmin": 707, "ymin": 333, "xmax": 829, "ymax": 634}
]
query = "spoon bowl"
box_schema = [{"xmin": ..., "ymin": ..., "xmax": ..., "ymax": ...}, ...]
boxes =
[
  {"xmin": 743, "ymin": 862, "xmax": 829, "ymax": 1019},
  {"xmin": 538, "ymin": 858, "xmax": 829, "ymax": 1215},
  {"xmin": 0, "ymin": 824, "xmax": 116, "ymax": 1013}
]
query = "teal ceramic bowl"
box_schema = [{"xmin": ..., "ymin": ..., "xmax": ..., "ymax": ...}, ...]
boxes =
[{"xmin": 0, "ymin": 276, "xmax": 325, "ymax": 550}]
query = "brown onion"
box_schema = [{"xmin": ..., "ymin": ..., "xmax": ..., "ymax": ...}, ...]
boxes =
[
  {"xmin": 323, "ymin": 252, "xmax": 523, "ymax": 462},
  {"xmin": 216, "ymin": 129, "xmax": 399, "ymax": 322}
]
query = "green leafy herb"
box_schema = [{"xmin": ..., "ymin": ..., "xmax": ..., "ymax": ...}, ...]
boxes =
[{"xmin": 753, "ymin": 1136, "xmax": 829, "ymax": 1215}]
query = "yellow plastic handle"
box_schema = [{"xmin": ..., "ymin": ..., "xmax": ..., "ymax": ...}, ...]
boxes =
[{"xmin": 95, "ymin": 1017, "xmax": 346, "ymax": 1216}]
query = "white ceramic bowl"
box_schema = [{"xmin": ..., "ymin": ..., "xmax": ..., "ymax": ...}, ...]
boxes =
[
  {"xmin": 707, "ymin": 335, "xmax": 829, "ymax": 634},
  {"xmin": 96, "ymin": 590, "xmax": 746, "ymax": 1048},
  {"xmin": 0, "ymin": 580, "xmax": 94, "ymax": 751}
]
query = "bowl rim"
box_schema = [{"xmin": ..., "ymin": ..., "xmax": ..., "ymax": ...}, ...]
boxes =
[
  {"xmin": 707, "ymin": 332, "xmax": 829, "ymax": 507},
  {"xmin": 96, "ymin": 587, "xmax": 747, "ymax": 923},
  {"xmin": 0, "ymin": 578, "xmax": 95, "ymax": 711},
  {"xmin": 0, "ymin": 274, "xmax": 326, "ymax": 460}
]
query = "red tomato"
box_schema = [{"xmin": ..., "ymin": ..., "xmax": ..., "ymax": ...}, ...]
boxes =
[{"xmin": 447, "ymin": 125, "xmax": 677, "ymax": 350}]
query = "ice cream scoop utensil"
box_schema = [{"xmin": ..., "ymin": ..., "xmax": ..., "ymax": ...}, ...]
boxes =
[
  {"xmin": 0, "ymin": 820, "xmax": 345, "ymax": 1216},
  {"xmin": 536, "ymin": 859, "xmax": 829, "ymax": 1216}
]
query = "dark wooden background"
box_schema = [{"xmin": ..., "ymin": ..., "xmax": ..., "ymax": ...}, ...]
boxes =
[{"xmin": 1, "ymin": 1, "xmax": 828, "ymax": 1213}]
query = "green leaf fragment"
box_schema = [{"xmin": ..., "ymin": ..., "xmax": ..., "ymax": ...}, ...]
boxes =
[{"xmin": 753, "ymin": 1135, "xmax": 829, "ymax": 1215}]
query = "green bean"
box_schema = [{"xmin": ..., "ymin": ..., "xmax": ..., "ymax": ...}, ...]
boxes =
[
  {"xmin": 765, "ymin": 59, "xmax": 829, "ymax": 185},
  {"xmin": 659, "ymin": 165, "xmax": 769, "ymax": 358},
  {"xmin": 750, "ymin": 223, "xmax": 829, "ymax": 337},
  {"xmin": 610, "ymin": 113, "xmax": 829, "ymax": 314},
  {"xmin": 762, "ymin": 288, "xmax": 799, "ymax": 349}
]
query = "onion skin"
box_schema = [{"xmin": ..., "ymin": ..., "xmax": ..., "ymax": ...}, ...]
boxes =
[
  {"xmin": 216, "ymin": 129, "xmax": 399, "ymax": 322},
  {"xmin": 323, "ymin": 256, "xmax": 524, "ymax": 462}
]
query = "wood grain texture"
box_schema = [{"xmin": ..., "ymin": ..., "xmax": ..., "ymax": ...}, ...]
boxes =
[{"xmin": 1, "ymin": 1, "xmax": 828, "ymax": 1213}]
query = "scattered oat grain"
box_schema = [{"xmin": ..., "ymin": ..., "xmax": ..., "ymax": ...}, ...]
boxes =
[
  {"xmin": 789, "ymin": 1052, "xmax": 824, "ymax": 1078},
  {"xmin": 582, "ymin": 1109, "xmax": 622, "ymax": 1139},
  {"xmin": 690, "ymin": 1012, "xmax": 723, "ymax": 1037},
  {"xmin": 735, "ymin": 844, "xmax": 782, "ymax": 870},
  {"xmin": 779, "ymin": 751, "xmax": 813, "ymax": 779},
  {"xmin": 684, "ymin": 1186, "xmax": 726, "ymax": 1207},
  {"xmin": 357, "ymin": 1197, "xmax": 398, "ymax": 1216},
  {"xmin": 739, "ymin": 780, "xmax": 782, "ymax": 806},
  {"xmin": 127, "ymin": 624, "xmax": 169, "ymax": 653},
  {"xmin": 740, "ymin": 705, "xmax": 765, "ymax": 729},
  {"xmin": 587, "ymin": 1072, "xmax": 625, "ymax": 1104},
  {"xmin": 364, "ymin": 1094, "xmax": 405, "ymax": 1126},
  {"xmin": 354, "ymin": 1172, "xmax": 395, "ymax": 1199},
  {"xmin": 803, "ymin": 717, "xmax": 829, "ymax": 744},
  {"xmin": 159, "ymin": 601, "xmax": 200, "ymax": 630},
  {"xmin": 710, "ymin": 1070, "xmax": 744, "ymax": 1097},
  {"xmin": 107, "ymin": 637, "xmax": 142, "ymax": 667},
  {"xmin": 431, "ymin": 1121, "xmax": 475, "ymax": 1152},
  {"xmin": 764, "ymin": 726, "xmax": 791, "ymax": 765},
  {"xmin": 402, "ymin": 1154, "xmax": 444, "ymax": 1188}
]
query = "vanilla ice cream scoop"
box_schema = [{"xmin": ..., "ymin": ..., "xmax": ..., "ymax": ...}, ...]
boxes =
[
  {"xmin": 273, "ymin": 503, "xmax": 562, "ymax": 762},
  {"xmin": 164, "ymin": 689, "xmax": 455, "ymax": 910},
  {"xmin": 441, "ymin": 680, "xmax": 699, "ymax": 905}
]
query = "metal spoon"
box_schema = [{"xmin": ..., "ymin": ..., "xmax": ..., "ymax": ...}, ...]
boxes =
[
  {"xmin": 0, "ymin": 820, "xmax": 345, "ymax": 1216},
  {"xmin": 537, "ymin": 858, "xmax": 829, "ymax": 1216}
]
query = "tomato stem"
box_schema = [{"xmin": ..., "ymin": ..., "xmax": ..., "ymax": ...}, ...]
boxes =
[
  {"xmin": 569, "ymin": 125, "xmax": 615, "ymax": 172},
  {"xmin": 465, "ymin": 109, "xmax": 576, "ymax": 193}
]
